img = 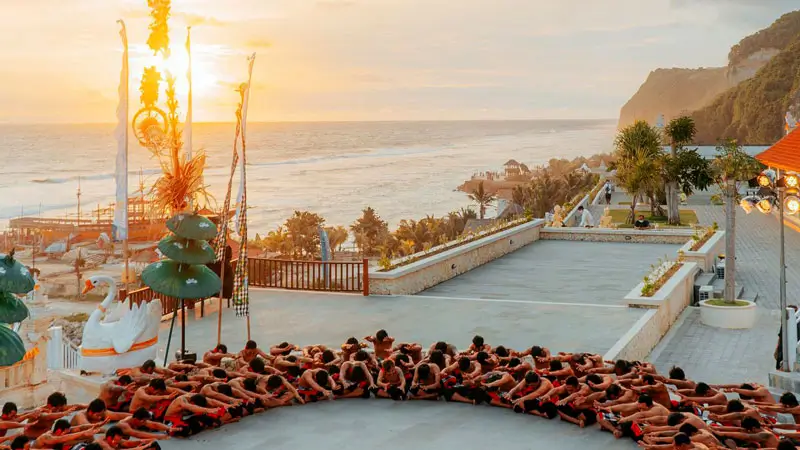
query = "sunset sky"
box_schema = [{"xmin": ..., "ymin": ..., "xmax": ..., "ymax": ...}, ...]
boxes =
[{"xmin": 1, "ymin": 0, "xmax": 796, "ymax": 123}]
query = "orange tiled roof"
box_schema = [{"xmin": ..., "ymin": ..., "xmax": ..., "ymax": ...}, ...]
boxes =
[{"xmin": 756, "ymin": 128, "xmax": 800, "ymax": 171}]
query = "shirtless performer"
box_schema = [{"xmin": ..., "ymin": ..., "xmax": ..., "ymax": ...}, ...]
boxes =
[
  {"xmin": 296, "ymin": 369, "xmax": 338, "ymax": 402},
  {"xmin": 543, "ymin": 376, "xmax": 596, "ymax": 428},
  {"xmin": 1, "ymin": 404, "xmax": 37, "ymax": 443},
  {"xmin": 478, "ymin": 371, "xmax": 517, "ymax": 408},
  {"xmin": 638, "ymin": 432, "xmax": 709, "ymax": 450},
  {"xmin": 467, "ymin": 335, "xmax": 491, "ymax": 354},
  {"xmin": 375, "ymin": 360, "xmax": 406, "ymax": 400},
  {"xmin": 122, "ymin": 361, "xmax": 177, "ymax": 381},
  {"xmin": 99, "ymin": 377, "xmax": 136, "ymax": 412},
  {"xmin": 508, "ymin": 372, "xmax": 557, "ymax": 418},
  {"xmin": 90, "ymin": 426, "xmax": 157, "ymax": 450},
  {"xmin": 71, "ymin": 400, "xmax": 129, "ymax": 426},
  {"xmin": 237, "ymin": 341, "xmax": 273, "ymax": 367},
  {"xmin": 714, "ymin": 417, "xmax": 780, "ymax": 449},
  {"xmin": 199, "ymin": 383, "xmax": 247, "ymax": 421},
  {"xmin": 116, "ymin": 409, "xmax": 173, "ymax": 440},
  {"xmin": 441, "ymin": 357, "xmax": 481, "ymax": 403},
  {"xmin": 714, "ymin": 383, "xmax": 775, "ymax": 404},
  {"xmin": 613, "ymin": 394, "xmax": 670, "ymax": 440},
  {"xmin": 674, "ymin": 383, "xmax": 727, "ymax": 409},
  {"xmin": 427, "ymin": 342, "xmax": 457, "ymax": 362},
  {"xmin": 25, "ymin": 393, "xmax": 84, "ymax": 439},
  {"xmin": 524, "ymin": 346, "xmax": 552, "ymax": 371},
  {"xmin": 31, "ymin": 419, "xmax": 104, "ymax": 450},
  {"xmin": 633, "ymin": 375, "xmax": 674, "ymax": 410},
  {"xmin": 652, "ymin": 367, "xmax": 696, "ymax": 390},
  {"xmin": 129, "ymin": 380, "xmax": 179, "ymax": 422},
  {"xmin": 337, "ymin": 361, "xmax": 376, "ymax": 399},
  {"xmin": 474, "ymin": 352, "xmax": 498, "ymax": 374},
  {"xmin": 393, "ymin": 342, "xmax": 424, "ymax": 364},
  {"xmin": 261, "ymin": 375, "xmax": 304, "ymax": 407},
  {"xmin": 202, "ymin": 344, "xmax": 235, "ymax": 367},
  {"xmin": 499, "ymin": 358, "xmax": 533, "ymax": 382},
  {"xmin": 340, "ymin": 337, "xmax": 367, "ymax": 362},
  {"xmin": 364, "ymin": 330, "xmax": 395, "ymax": 360},
  {"xmin": 162, "ymin": 394, "xmax": 224, "ymax": 438},
  {"xmin": 754, "ymin": 392, "xmax": 800, "ymax": 424},
  {"xmin": 541, "ymin": 359, "xmax": 574, "ymax": 383},
  {"xmin": 642, "ymin": 423, "xmax": 722, "ymax": 449},
  {"xmin": 408, "ymin": 364, "xmax": 441, "ymax": 400}
]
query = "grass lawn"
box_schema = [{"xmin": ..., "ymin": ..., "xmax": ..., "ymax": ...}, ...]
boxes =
[{"xmin": 608, "ymin": 209, "xmax": 698, "ymax": 226}]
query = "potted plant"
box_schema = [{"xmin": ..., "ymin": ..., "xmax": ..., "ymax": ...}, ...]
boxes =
[{"xmin": 699, "ymin": 139, "xmax": 760, "ymax": 329}]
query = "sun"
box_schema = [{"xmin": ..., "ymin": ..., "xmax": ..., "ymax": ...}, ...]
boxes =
[{"xmin": 144, "ymin": 41, "xmax": 219, "ymax": 100}]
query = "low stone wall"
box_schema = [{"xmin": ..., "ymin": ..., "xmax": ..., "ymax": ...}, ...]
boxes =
[
  {"xmin": 541, "ymin": 227, "xmax": 695, "ymax": 245},
  {"xmin": 0, "ymin": 340, "xmax": 51, "ymax": 410},
  {"xmin": 679, "ymin": 231, "xmax": 725, "ymax": 273},
  {"xmin": 370, "ymin": 220, "xmax": 545, "ymax": 295},
  {"xmin": 604, "ymin": 262, "xmax": 700, "ymax": 361}
]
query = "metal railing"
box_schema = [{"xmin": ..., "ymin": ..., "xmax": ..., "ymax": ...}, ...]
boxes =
[
  {"xmin": 46, "ymin": 326, "xmax": 80, "ymax": 370},
  {"xmin": 247, "ymin": 258, "xmax": 368, "ymax": 294}
]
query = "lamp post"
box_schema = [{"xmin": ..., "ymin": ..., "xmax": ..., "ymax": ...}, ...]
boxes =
[{"xmin": 744, "ymin": 170, "xmax": 799, "ymax": 371}]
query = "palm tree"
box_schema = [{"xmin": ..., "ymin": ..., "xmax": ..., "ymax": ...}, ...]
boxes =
[
  {"xmin": 712, "ymin": 139, "xmax": 761, "ymax": 304},
  {"xmin": 325, "ymin": 226, "xmax": 348, "ymax": 260},
  {"xmin": 350, "ymin": 207, "xmax": 389, "ymax": 257},
  {"xmin": 468, "ymin": 181, "xmax": 497, "ymax": 219},
  {"xmin": 664, "ymin": 116, "xmax": 697, "ymax": 224},
  {"xmin": 614, "ymin": 121, "xmax": 665, "ymax": 220}
]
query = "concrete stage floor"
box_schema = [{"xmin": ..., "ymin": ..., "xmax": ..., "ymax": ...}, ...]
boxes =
[{"xmin": 159, "ymin": 399, "xmax": 634, "ymax": 450}]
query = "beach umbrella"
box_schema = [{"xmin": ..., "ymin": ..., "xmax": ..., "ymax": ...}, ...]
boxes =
[
  {"xmin": 166, "ymin": 212, "xmax": 218, "ymax": 241},
  {"xmin": 0, "ymin": 252, "xmax": 35, "ymax": 294},
  {"xmin": 157, "ymin": 235, "xmax": 216, "ymax": 265},
  {"xmin": 0, "ymin": 324, "xmax": 26, "ymax": 367},
  {"xmin": 0, "ymin": 292, "xmax": 29, "ymax": 324},
  {"xmin": 141, "ymin": 260, "xmax": 221, "ymax": 300}
]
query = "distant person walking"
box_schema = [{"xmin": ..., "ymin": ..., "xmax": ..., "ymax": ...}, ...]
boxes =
[
  {"xmin": 603, "ymin": 180, "xmax": 613, "ymax": 205},
  {"xmin": 577, "ymin": 206, "xmax": 594, "ymax": 228}
]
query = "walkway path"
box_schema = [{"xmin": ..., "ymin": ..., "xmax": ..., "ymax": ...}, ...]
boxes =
[{"xmin": 651, "ymin": 205, "xmax": 800, "ymax": 384}]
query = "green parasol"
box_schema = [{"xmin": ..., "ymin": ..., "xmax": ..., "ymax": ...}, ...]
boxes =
[
  {"xmin": 157, "ymin": 235, "xmax": 216, "ymax": 265},
  {"xmin": 166, "ymin": 212, "xmax": 218, "ymax": 241},
  {"xmin": 0, "ymin": 324, "xmax": 26, "ymax": 366},
  {"xmin": 0, "ymin": 292, "xmax": 29, "ymax": 324},
  {"xmin": 0, "ymin": 251, "xmax": 35, "ymax": 294},
  {"xmin": 142, "ymin": 260, "xmax": 221, "ymax": 299}
]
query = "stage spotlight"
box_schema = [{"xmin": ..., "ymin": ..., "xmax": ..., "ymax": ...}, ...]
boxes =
[
  {"xmin": 739, "ymin": 196, "xmax": 759, "ymax": 214},
  {"xmin": 756, "ymin": 196, "xmax": 776, "ymax": 214},
  {"xmin": 785, "ymin": 195, "xmax": 800, "ymax": 215},
  {"xmin": 784, "ymin": 173, "xmax": 799, "ymax": 189}
]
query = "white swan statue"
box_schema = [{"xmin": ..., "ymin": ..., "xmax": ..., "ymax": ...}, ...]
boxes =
[{"xmin": 79, "ymin": 275, "xmax": 162, "ymax": 373}]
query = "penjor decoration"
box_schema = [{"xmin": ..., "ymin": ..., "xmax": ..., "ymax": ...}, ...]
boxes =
[
  {"xmin": 132, "ymin": 0, "xmax": 209, "ymax": 218},
  {"xmin": 143, "ymin": 212, "xmax": 221, "ymax": 360},
  {"xmin": 0, "ymin": 250, "xmax": 34, "ymax": 366}
]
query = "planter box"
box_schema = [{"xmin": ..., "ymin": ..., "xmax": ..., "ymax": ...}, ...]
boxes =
[
  {"xmin": 699, "ymin": 300, "xmax": 757, "ymax": 329},
  {"xmin": 370, "ymin": 220, "xmax": 544, "ymax": 295},
  {"xmin": 679, "ymin": 231, "xmax": 725, "ymax": 273},
  {"xmin": 606, "ymin": 262, "xmax": 699, "ymax": 361},
  {"xmin": 541, "ymin": 227, "xmax": 694, "ymax": 245}
]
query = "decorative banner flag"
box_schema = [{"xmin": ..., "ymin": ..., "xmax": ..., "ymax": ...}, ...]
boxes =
[
  {"xmin": 184, "ymin": 27, "xmax": 193, "ymax": 161},
  {"xmin": 113, "ymin": 20, "xmax": 129, "ymax": 242},
  {"xmin": 232, "ymin": 54, "xmax": 256, "ymax": 318},
  {"xmin": 319, "ymin": 227, "xmax": 331, "ymax": 289}
]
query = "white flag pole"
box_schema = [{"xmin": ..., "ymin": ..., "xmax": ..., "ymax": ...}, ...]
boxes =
[{"xmin": 114, "ymin": 20, "xmax": 130, "ymax": 289}]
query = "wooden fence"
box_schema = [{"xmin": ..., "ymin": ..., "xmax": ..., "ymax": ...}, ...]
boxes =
[
  {"xmin": 247, "ymin": 258, "xmax": 368, "ymax": 294},
  {"xmin": 120, "ymin": 257, "xmax": 369, "ymax": 312}
]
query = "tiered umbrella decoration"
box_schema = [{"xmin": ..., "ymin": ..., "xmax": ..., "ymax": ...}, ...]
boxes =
[
  {"xmin": 0, "ymin": 250, "xmax": 35, "ymax": 366},
  {"xmin": 142, "ymin": 212, "xmax": 221, "ymax": 361}
]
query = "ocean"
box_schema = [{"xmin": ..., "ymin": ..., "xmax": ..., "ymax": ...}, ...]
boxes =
[{"xmin": 0, "ymin": 120, "xmax": 619, "ymax": 233}]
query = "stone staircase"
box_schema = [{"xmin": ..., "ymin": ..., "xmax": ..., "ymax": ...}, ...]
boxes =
[{"xmin": 692, "ymin": 265, "xmax": 757, "ymax": 305}]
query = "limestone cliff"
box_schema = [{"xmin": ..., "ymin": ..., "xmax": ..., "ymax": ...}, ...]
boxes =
[
  {"xmin": 618, "ymin": 67, "xmax": 732, "ymax": 128},
  {"xmin": 618, "ymin": 10, "xmax": 800, "ymax": 137}
]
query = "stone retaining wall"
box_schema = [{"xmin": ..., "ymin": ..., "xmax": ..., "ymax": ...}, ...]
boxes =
[
  {"xmin": 369, "ymin": 220, "xmax": 545, "ymax": 295},
  {"xmin": 604, "ymin": 262, "xmax": 700, "ymax": 361},
  {"xmin": 679, "ymin": 231, "xmax": 725, "ymax": 273},
  {"xmin": 541, "ymin": 227, "xmax": 694, "ymax": 245}
]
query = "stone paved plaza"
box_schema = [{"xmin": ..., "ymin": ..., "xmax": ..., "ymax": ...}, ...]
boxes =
[
  {"xmin": 160, "ymin": 400, "xmax": 631, "ymax": 450},
  {"xmin": 420, "ymin": 240, "xmax": 678, "ymax": 306},
  {"xmin": 154, "ymin": 240, "xmax": 675, "ymax": 450},
  {"xmin": 648, "ymin": 205, "xmax": 797, "ymax": 384}
]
